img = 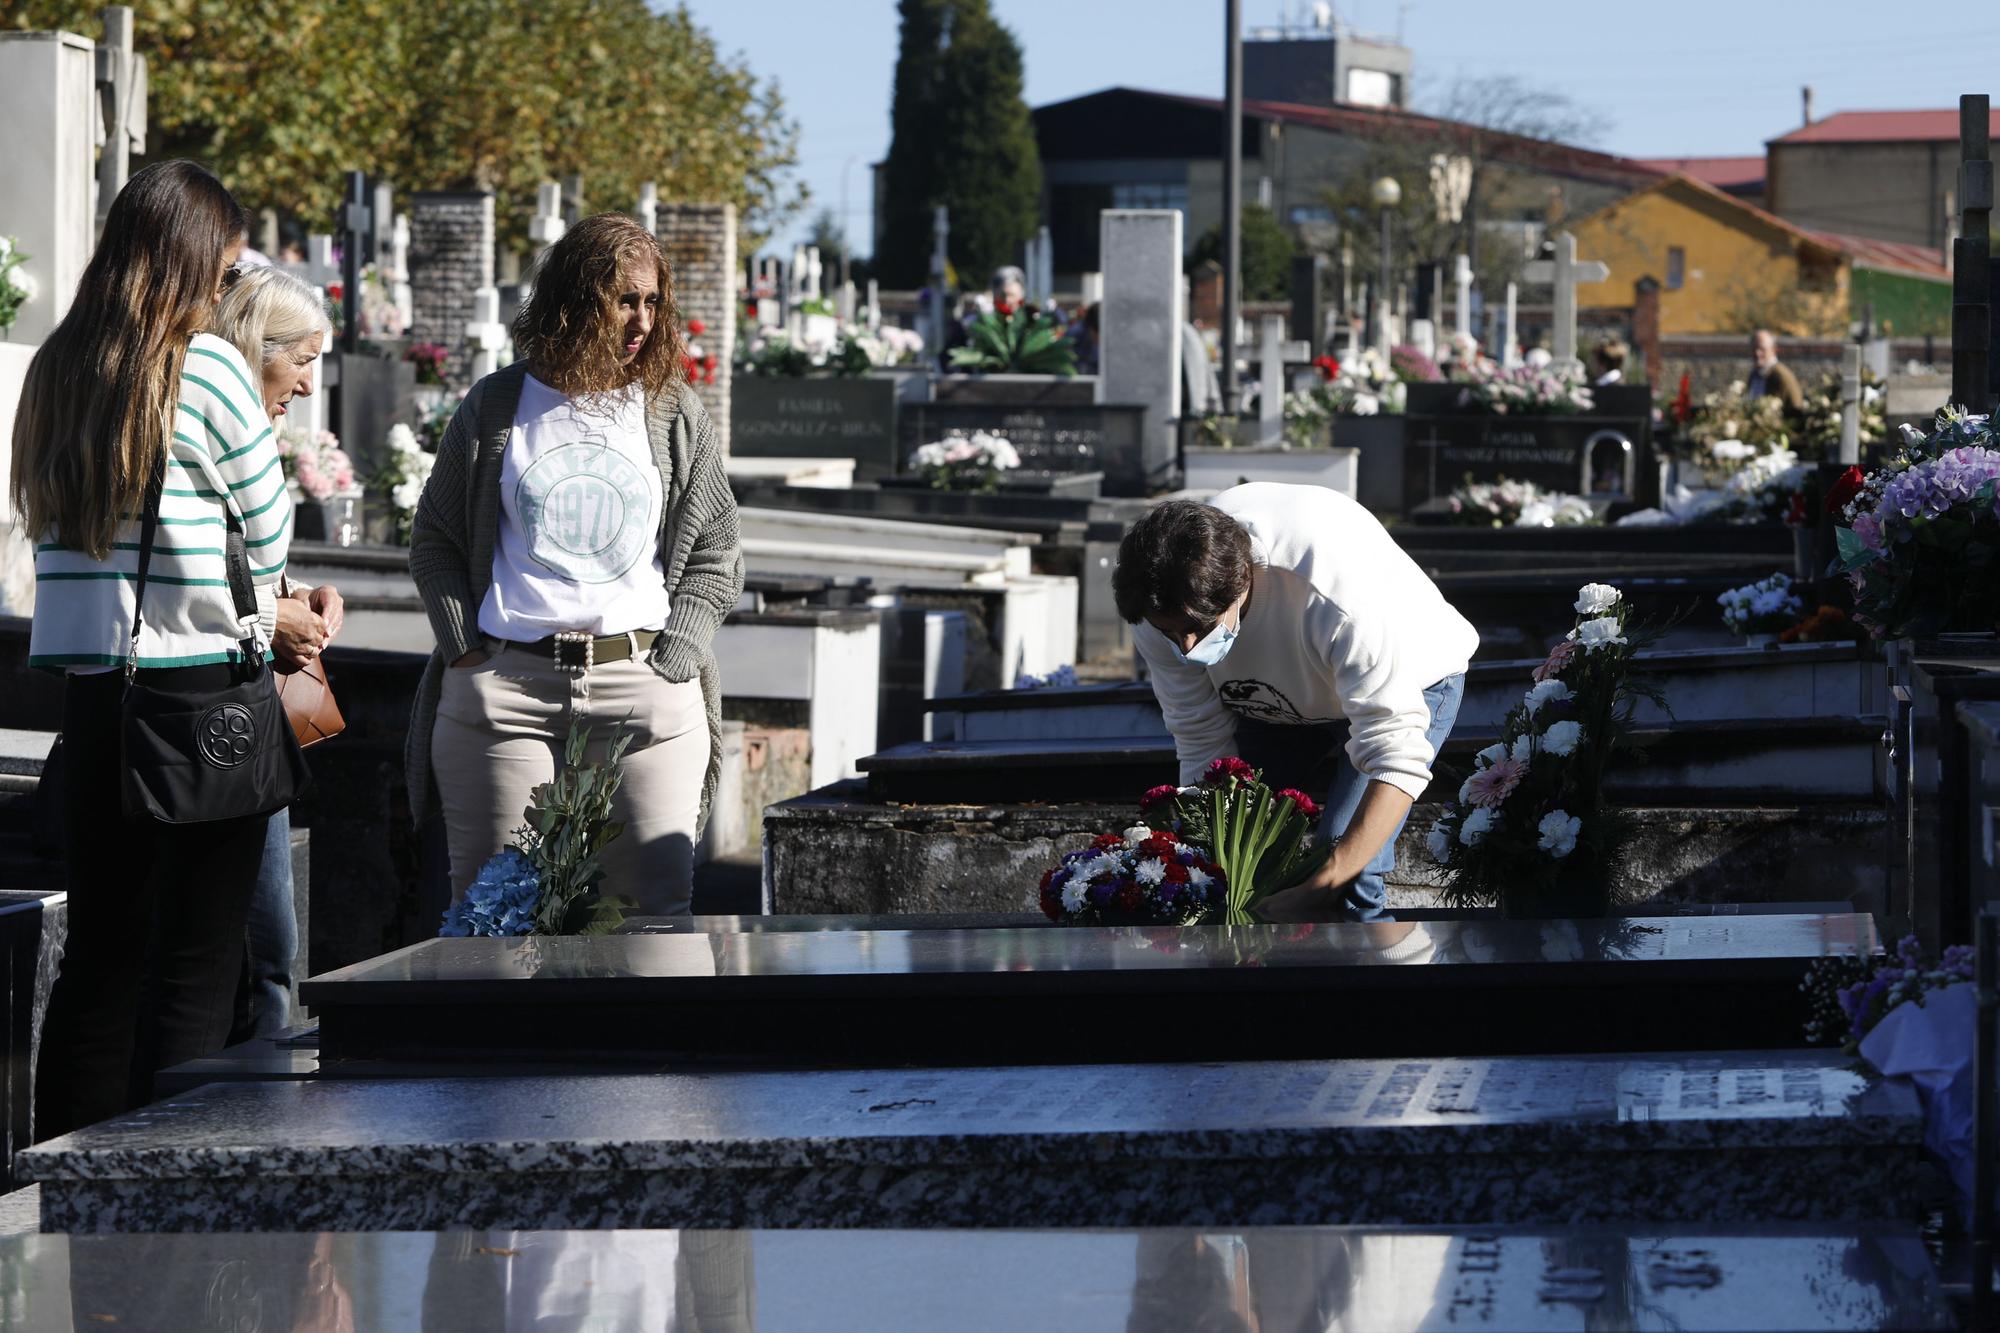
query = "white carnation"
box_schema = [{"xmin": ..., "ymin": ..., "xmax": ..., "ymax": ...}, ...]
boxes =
[
  {"xmin": 1459, "ymin": 808, "xmax": 1495, "ymax": 847},
  {"xmin": 1573, "ymin": 583, "xmax": 1620, "ymax": 615},
  {"xmin": 1426, "ymin": 823, "xmax": 1454, "ymax": 864},
  {"xmin": 1541, "ymin": 720, "xmax": 1584, "ymax": 756},
  {"xmin": 1123, "ymin": 826, "xmax": 1152, "ymax": 848},
  {"xmin": 7, "ymin": 267, "xmax": 36, "ymax": 304},
  {"xmin": 1458, "ymin": 775, "xmax": 1478, "ymax": 804},
  {"xmin": 1537, "ymin": 809, "xmax": 1582, "ymax": 858},
  {"xmin": 1570, "ymin": 617, "xmax": 1627, "ymax": 651},
  {"xmin": 1475, "ymin": 743, "xmax": 1508, "ymax": 770},
  {"xmin": 1524, "ymin": 679, "xmax": 1572, "ymax": 716},
  {"xmin": 1510, "ymin": 734, "xmax": 1535, "ymax": 764}
]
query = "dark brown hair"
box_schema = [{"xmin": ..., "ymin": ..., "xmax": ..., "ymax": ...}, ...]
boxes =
[
  {"xmin": 1112, "ymin": 501, "xmax": 1256, "ymax": 625},
  {"xmin": 510, "ymin": 212, "xmax": 684, "ymax": 399},
  {"xmin": 11, "ymin": 160, "xmax": 246, "ymax": 558}
]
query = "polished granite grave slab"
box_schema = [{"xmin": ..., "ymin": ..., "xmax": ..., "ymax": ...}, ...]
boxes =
[
  {"xmin": 301, "ymin": 913, "xmax": 1878, "ymax": 1064},
  {"xmin": 0, "ymin": 1224, "xmax": 1955, "ymax": 1331},
  {"xmin": 16, "ymin": 1050, "xmax": 1935, "ymax": 1232}
]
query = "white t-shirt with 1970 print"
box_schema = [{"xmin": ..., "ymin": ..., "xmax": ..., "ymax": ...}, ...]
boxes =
[{"xmin": 478, "ymin": 374, "xmax": 671, "ymax": 641}]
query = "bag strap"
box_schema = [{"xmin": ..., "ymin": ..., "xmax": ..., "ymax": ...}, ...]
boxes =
[
  {"xmin": 126, "ymin": 450, "xmax": 262, "ymax": 681},
  {"xmin": 125, "ymin": 452, "xmax": 167, "ymax": 682}
]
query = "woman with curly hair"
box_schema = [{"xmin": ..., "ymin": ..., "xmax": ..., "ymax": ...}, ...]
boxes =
[{"xmin": 407, "ymin": 213, "xmax": 742, "ymax": 917}]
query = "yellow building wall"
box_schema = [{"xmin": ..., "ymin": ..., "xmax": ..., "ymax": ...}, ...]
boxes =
[{"xmin": 1569, "ymin": 182, "xmax": 1847, "ymax": 336}]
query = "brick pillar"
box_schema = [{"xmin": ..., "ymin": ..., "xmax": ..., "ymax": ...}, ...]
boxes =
[
  {"xmin": 1190, "ymin": 259, "xmax": 1224, "ymax": 327},
  {"xmin": 1632, "ymin": 275, "xmax": 1662, "ymax": 391},
  {"xmin": 408, "ymin": 190, "xmax": 495, "ymax": 386},
  {"xmin": 656, "ymin": 203, "xmax": 738, "ymax": 457}
]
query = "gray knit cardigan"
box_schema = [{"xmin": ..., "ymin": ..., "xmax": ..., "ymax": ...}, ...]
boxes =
[{"xmin": 404, "ymin": 364, "xmax": 744, "ymax": 829}]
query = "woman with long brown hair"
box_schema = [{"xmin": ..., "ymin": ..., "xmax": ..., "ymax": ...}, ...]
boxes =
[
  {"xmin": 14, "ymin": 160, "xmax": 294, "ymax": 1136},
  {"xmin": 408, "ymin": 212, "xmax": 741, "ymax": 918}
]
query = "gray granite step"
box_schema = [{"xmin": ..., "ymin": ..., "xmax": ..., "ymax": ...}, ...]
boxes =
[
  {"xmin": 0, "ymin": 1223, "xmax": 1956, "ymax": 1330},
  {"xmin": 16, "ymin": 1050, "xmax": 1938, "ymax": 1234}
]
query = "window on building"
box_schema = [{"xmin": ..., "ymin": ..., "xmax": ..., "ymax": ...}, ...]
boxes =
[
  {"xmin": 1666, "ymin": 246, "xmax": 1685, "ymax": 291},
  {"xmin": 1345, "ymin": 67, "xmax": 1394, "ymax": 108}
]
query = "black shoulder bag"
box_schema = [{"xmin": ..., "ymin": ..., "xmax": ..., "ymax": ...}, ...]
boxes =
[{"xmin": 120, "ymin": 458, "xmax": 309, "ymax": 823}]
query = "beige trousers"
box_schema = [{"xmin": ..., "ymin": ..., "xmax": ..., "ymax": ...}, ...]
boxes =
[{"xmin": 432, "ymin": 639, "xmax": 708, "ymax": 916}]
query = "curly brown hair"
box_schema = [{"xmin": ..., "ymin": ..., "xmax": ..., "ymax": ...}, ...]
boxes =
[{"xmin": 510, "ymin": 212, "xmax": 685, "ymax": 399}]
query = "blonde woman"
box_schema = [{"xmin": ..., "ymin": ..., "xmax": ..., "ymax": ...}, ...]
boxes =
[
  {"xmin": 12, "ymin": 162, "xmax": 292, "ymax": 1136},
  {"xmin": 408, "ymin": 213, "xmax": 742, "ymax": 917},
  {"xmin": 212, "ymin": 263, "xmax": 346, "ymax": 1038}
]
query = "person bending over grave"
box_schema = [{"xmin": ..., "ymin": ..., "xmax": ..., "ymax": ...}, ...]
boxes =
[
  {"xmin": 407, "ymin": 213, "xmax": 744, "ymax": 916},
  {"xmin": 1114, "ymin": 485, "xmax": 1478, "ymax": 921}
]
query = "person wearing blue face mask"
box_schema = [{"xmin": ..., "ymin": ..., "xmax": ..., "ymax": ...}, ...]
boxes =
[{"xmin": 1114, "ymin": 484, "xmax": 1478, "ymax": 921}]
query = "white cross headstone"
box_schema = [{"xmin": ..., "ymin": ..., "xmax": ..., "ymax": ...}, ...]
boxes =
[
  {"xmin": 1410, "ymin": 318, "xmax": 1436, "ymax": 361},
  {"xmin": 385, "ymin": 214, "xmax": 413, "ymax": 330},
  {"xmin": 465, "ymin": 286, "xmax": 509, "ymax": 381},
  {"xmin": 93, "ymin": 6, "xmax": 147, "ymax": 236},
  {"xmin": 805, "ymin": 245, "xmax": 823, "ymax": 301},
  {"xmin": 1502, "ymin": 282, "xmax": 1520, "ymax": 369},
  {"xmin": 1257, "ymin": 315, "xmax": 1287, "ymax": 442},
  {"xmin": 1839, "ymin": 343, "xmax": 1862, "ymax": 466},
  {"xmin": 1521, "ymin": 232, "xmax": 1609, "ymax": 370},
  {"xmin": 837, "ymin": 280, "xmax": 857, "ymax": 324},
  {"xmin": 1032, "ymin": 224, "xmax": 1054, "ymax": 305},
  {"xmin": 865, "ymin": 278, "xmax": 881, "ymax": 329},
  {"xmin": 1452, "ymin": 254, "xmax": 1473, "ymax": 340},
  {"xmin": 529, "ymin": 182, "xmax": 565, "ymax": 257},
  {"xmin": 636, "ymin": 182, "xmax": 658, "ymax": 236},
  {"xmin": 926, "ymin": 206, "xmax": 949, "ymax": 357}
]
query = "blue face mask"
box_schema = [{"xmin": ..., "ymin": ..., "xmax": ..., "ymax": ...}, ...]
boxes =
[{"xmin": 1179, "ymin": 617, "xmax": 1238, "ymax": 667}]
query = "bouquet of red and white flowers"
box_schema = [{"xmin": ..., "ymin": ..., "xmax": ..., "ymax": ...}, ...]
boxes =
[
  {"xmin": 1038, "ymin": 826, "xmax": 1223, "ymax": 926},
  {"xmin": 1139, "ymin": 757, "xmax": 1330, "ymax": 923}
]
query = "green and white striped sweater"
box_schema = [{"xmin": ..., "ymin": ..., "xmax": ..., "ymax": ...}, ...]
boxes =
[{"xmin": 29, "ymin": 333, "xmax": 294, "ymax": 670}]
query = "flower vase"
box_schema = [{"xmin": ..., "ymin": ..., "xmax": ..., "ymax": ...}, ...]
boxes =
[
  {"xmin": 315, "ymin": 490, "xmax": 364, "ymax": 548},
  {"xmin": 1743, "ymin": 633, "xmax": 1778, "ymax": 649}
]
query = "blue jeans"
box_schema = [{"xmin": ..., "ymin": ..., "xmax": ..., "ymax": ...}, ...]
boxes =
[
  {"xmin": 1234, "ymin": 674, "xmax": 1464, "ymax": 921},
  {"xmin": 239, "ymin": 808, "xmax": 298, "ymax": 1039}
]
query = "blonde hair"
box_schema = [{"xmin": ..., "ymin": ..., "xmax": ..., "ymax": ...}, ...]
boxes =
[
  {"xmin": 214, "ymin": 264, "xmax": 331, "ymax": 379},
  {"xmin": 11, "ymin": 161, "xmax": 246, "ymax": 559}
]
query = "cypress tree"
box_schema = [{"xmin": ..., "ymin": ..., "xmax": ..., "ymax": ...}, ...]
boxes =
[{"xmin": 878, "ymin": 0, "xmax": 1043, "ymax": 290}]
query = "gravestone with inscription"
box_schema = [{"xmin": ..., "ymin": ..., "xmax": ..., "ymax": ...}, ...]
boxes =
[
  {"xmin": 1403, "ymin": 382, "xmax": 1655, "ymax": 514},
  {"xmin": 899, "ymin": 401, "xmax": 1155, "ymax": 494},
  {"xmin": 731, "ymin": 376, "xmax": 899, "ymax": 477}
]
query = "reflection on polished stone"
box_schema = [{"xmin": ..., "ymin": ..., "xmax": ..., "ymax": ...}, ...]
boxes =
[
  {"xmin": 0, "ymin": 1225, "xmax": 1954, "ymax": 1331},
  {"xmin": 304, "ymin": 913, "xmax": 1878, "ymax": 988}
]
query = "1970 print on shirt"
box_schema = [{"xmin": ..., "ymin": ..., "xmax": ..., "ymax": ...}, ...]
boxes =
[{"xmin": 515, "ymin": 437, "xmax": 656, "ymax": 584}]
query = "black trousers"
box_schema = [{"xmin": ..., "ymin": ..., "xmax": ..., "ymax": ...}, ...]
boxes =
[{"xmin": 35, "ymin": 668, "xmax": 269, "ymax": 1141}]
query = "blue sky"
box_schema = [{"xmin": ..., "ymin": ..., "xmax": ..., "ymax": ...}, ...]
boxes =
[{"xmin": 675, "ymin": 0, "xmax": 2000, "ymax": 255}]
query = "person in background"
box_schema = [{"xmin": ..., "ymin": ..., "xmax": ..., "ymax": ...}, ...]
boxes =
[
  {"xmin": 988, "ymin": 265, "xmax": 1027, "ymax": 316},
  {"xmin": 409, "ymin": 213, "xmax": 743, "ymax": 917},
  {"xmin": 1591, "ymin": 338, "xmax": 1627, "ymax": 386},
  {"xmin": 1066, "ymin": 302, "xmax": 1100, "ymax": 375},
  {"xmin": 211, "ymin": 264, "xmax": 347, "ymax": 1039},
  {"xmin": 15, "ymin": 161, "xmax": 294, "ymax": 1136},
  {"xmin": 1113, "ymin": 485, "xmax": 1477, "ymax": 922},
  {"xmin": 1746, "ymin": 328, "xmax": 1805, "ymax": 410}
]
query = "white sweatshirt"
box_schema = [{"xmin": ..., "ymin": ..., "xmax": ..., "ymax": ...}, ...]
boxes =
[{"xmin": 1134, "ymin": 483, "xmax": 1479, "ymax": 798}]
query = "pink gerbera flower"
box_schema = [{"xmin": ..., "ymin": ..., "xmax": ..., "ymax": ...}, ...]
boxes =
[
  {"xmin": 1532, "ymin": 640, "xmax": 1576, "ymax": 684},
  {"xmin": 1462, "ymin": 756, "xmax": 1526, "ymax": 807}
]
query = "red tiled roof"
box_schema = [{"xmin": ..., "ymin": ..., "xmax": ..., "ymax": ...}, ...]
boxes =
[
  {"xmin": 1134, "ymin": 89, "xmax": 1665, "ymax": 187},
  {"xmin": 1812, "ymin": 230, "xmax": 1949, "ymax": 280},
  {"xmin": 1634, "ymin": 155, "xmax": 1765, "ymax": 190},
  {"xmin": 1770, "ymin": 108, "xmax": 2000, "ymax": 145}
]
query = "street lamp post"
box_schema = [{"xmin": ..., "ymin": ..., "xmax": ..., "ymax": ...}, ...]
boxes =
[
  {"xmin": 1371, "ymin": 176, "xmax": 1402, "ymax": 353},
  {"xmin": 1221, "ymin": 0, "xmax": 1244, "ymax": 415}
]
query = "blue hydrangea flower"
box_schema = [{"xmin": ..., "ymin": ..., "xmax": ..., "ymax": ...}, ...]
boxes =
[{"xmin": 439, "ymin": 848, "xmax": 542, "ymax": 937}]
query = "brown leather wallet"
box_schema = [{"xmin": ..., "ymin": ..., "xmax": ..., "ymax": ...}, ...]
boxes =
[{"xmin": 275, "ymin": 655, "xmax": 345, "ymax": 749}]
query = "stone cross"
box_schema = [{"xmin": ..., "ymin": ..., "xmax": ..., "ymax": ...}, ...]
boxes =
[
  {"xmin": 837, "ymin": 280, "xmax": 857, "ymax": 324},
  {"xmin": 1410, "ymin": 318, "xmax": 1436, "ymax": 360},
  {"xmin": 1521, "ymin": 232, "xmax": 1609, "ymax": 369},
  {"xmin": 1031, "ymin": 224, "xmax": 1054, "ymax": 304},
  {"xmin": 1257, "ymin": 314, "xmax": 1287, "ymax": 441},
  {"xmin": 865, "ymin": 278, "xmax": 880, "ymax": 328},
  {"xmin": 385, "ymin": 214, "xmax": 414, "ymax": 331},
  {"xmin": 1502, "ymin": 282, "xmax": 1520, "ymax": 368},
  {"xmin": 529, "ymin": 182, "xmax": 565, "ymax": 261},
  {"xmin": 636, "ymin": 182, "xmax": 658, "ymax": 237},
  {"xmin": 337, "ymin": 171, "xmax": 371, "ymax": 352},
  {"xmin": 369, "ymin": 181, "xmax": 393, "ymax": 264},
  {"xmin": 1453, "ymin": 254, "xmax": 1473, "ymax": 340},
  {"xmin": 805, "ymin": 245, "xmax": 823, "ymax": 300},
  {"xmin": 302, "ymin": 235, "xmax": 341, "ymax": 291},
  {"xmin": 92, "ymin": 5, "xmax": 147, "ymax": 236},
  {"xmin": 465, "ymin": 286, "xmax": 509, "ymax": 381},
  {"xmin": 1840, "ymin": 343, "xmax": 1863, "ymax": 466}
]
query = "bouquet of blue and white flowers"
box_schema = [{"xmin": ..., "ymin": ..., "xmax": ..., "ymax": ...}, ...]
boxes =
[
  {"xmin": 440, "ymin": 721, "xmax": 636, "ymax": 937},
  {"xmin": 1717, "ymin": 572, "xmax": 1803, "ymax": 637}
]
